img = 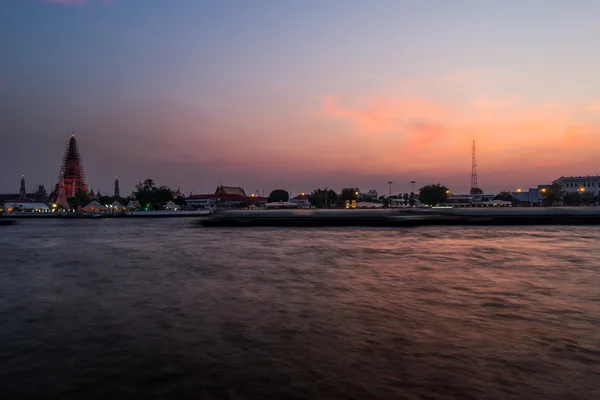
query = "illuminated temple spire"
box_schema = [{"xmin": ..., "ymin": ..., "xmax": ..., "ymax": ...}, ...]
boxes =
[{"xmin": 54, "ymin": 132, "xmax": 88, "ymax": 200}]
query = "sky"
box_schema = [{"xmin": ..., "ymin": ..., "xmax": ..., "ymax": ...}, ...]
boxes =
[{"xmin": 2, "ymin": 0, "xmax": 600, "ymax": 196}]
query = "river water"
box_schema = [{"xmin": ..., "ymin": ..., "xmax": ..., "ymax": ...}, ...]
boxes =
[{"xmin": 1, "ymin": 219, "xmax": 600, "ymax": 399}]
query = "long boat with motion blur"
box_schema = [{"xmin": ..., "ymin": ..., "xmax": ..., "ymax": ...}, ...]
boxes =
[{"xmin": 200, "ymin": 207, "xmax": 600, "ymax": 227}]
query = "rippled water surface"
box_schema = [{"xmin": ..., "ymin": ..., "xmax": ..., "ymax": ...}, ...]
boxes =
[{"xmin": 2, "ymin": 219, "xmax": 600, "ymax": 399}]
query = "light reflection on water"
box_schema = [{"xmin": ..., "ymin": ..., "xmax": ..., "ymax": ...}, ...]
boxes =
[{"xmin": 1, "ymin": 219, "xmax": 600, "ymax": 399}]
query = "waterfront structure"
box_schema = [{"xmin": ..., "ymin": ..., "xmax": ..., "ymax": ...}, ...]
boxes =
[
  {"xmin": 163, "ymin": 201, "xmax": 179, "ymax": 210},
  {"xmin": 511, "ymin": 187, "xmax": 545, "ymax": 205},
  {"xmin": 114, "ymin": 177, "xmax": 120, "ymax": 197},
  {"xmin": 111, "ymin": 201, "xmax": 126, "ymax": 210},
  {"xmin": 0, "ymin": 176, "xmax": 49, "ymax": 205},
  {"xmin": 356, "ymin": 190, "xmax": 379, "ymax": 201},
  {"xmin": 215, "ymin": 185, "xmax": 247, "ymax": 197},
  {"xmin": 186, "ymin": 185, "xmax": 267, "ymax": 208},
  {"xmin": 2, "ymin": 202, "xmax": 51, "ymax": 213},
  {"xmin": 265, "ymin": 201, "xmax": 304, "ymax": 209},
  {"xmin": 82, "ymin": 201, "xmax": 107, "ymax": 212},
  {"xmin": 52, "ymin": 133, "xmax": 88, "ymax": 201},
  {"xmin": 554, "ymin": 176, "xmax": 600, "ymax": 195},
  {"xmin": 443, "ymin": 194, "xmax": 511, "ymax": 207},
  {"xmin": 289, "ymin": 193, "xmax": 311, "ymax": 208},
  {"xmin": 127, "ymin": 200, "xmax": 142, "ymax": 210},
  {"xmin": 185, "ymin": 196, "xmax": 215, "ymax": 209}
]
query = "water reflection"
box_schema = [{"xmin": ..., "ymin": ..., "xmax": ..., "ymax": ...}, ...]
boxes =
[{"xmin": 1, "ymin": 220, "xmax": 600, "ymax": 399}]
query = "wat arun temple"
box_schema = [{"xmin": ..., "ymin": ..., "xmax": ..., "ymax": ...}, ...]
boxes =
[{"xmin": 51, "ymin": 133, "xmax": 89, "ymax": 208}]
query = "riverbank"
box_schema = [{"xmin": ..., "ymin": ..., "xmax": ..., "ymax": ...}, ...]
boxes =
[{"xmin": 0, "ymin": 210, "xmax": 210, "ymax": 219}]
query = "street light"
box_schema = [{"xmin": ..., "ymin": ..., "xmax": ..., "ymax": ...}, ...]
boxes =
[
  {"xmin": 387, "ymin": 181, "xmax": 393, "ymax": 198},
  {"xmin": 410, "ymin": 180, "xmax": 416, "ymax": 193}
]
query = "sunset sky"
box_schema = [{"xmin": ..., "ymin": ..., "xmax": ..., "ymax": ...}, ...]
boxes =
[{"xmin": 2, "ymin": 0, "xmax": 600, "ymax": 195}]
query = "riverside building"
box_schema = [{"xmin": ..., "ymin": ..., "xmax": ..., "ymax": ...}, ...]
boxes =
[{"xmin": 554, "ymin": 176, "xmax": 600, "ymax": 194}]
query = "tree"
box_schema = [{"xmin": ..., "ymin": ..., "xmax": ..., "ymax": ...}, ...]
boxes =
[
  {"xmin": 563, "ymin": 192, "xmax": 583, "ymax": 206},
  {"xmin": 408, "ymin": 192, "xmax": 416, "ymax": 206},
  {"xmin": 137, "ymin": 179, "xmax": 156, "ymax": 192},
  {"xmin": 308, "ymin": 189, "xmax": 325, "ymax": 208},
  {"xmin": 173, "ymin": 195, "xmax": 187, "ymax": 206},
  {"xmin": 326, "ymin": 189, "xmax": 338, "ymax": 207},
  {"xmin": 155, "ymin": 186, "xmax": 174, "ymax": 206},
  {"xmin": 67, "ymin": 190, "xmax": 90, "ymax": 210},
  {"xmin": 419, "ymin": 184, "xmax": 449, "ymax": 206},
  {"xmin": 403, "ymin": 193, "xmax": 409, "ymax": 205},
  {"xmin": 268, "ymin": 189, "xmax": 289, "ymax": 203},
  {"xmin": 339, "ymin": 188, "xmax": 360, "ymax": 202},
  {"xmin": 135, "ymin": 179, "xmax": 156, "ymax": 209},
  {"xmin": 541, "ymin": 182, "xmax": 564, "ymax": 206},
  {"xmin": 308, "ymin": 189, "xmax": 337, "ymax": 208},
  {"xmin": 493, "ymin": 191, "xmax": 513, "ymax": 202},
  {"xmin": 134, "ymin": 179, "xmax": 174, "ymax": 210},
  {"xmin": 98, "ymin": 195, "xmax": 112, "ymax": 206},
  {"xmin": 582, "ymin": 191, "xmax": 596, "ymax": 206},
  {"xmin": 470, "ymin": 187, "xmax": 484, "ymax": 194}
]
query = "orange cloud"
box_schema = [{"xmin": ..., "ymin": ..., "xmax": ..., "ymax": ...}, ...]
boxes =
[
  {"xmin": 320, "ymin": 90, "xmax": 600, "ymax": 188},
  {"xmin": 406, "ymin": 122, "xmax": 448, "ymax": 152},
  {"xmin": 321, "ymin": 96, "xmax": 449, "ymax": 136},
  {"xmin": 586, "ymin": 103, "xmax": 600, "ymax": 112}
]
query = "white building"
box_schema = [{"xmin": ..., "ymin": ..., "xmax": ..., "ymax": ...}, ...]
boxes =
[
  {"xmin": 185, "ymin": 197, "xmax": 215, "ymax": 208},
  {"xmin": 2, "ymin": 202, "xmax": 50, "ymax": 212},
  {"xmin": 554, "ymin": 176, "xmax": 600, "ymax": 195},
  {"xmin": 471, "ymin": 194, "xmax": 495, "ymax": 202}
]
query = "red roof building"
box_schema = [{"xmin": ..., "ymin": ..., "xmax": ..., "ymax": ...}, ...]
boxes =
[{"xmin": 186, "ymin": 186, "xmax": 267, "ymax": 208}]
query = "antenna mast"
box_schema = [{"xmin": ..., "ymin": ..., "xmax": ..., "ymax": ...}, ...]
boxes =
[{"xmin": 471, "ymin": 138, "xmax": 478, "ymax": 190}]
